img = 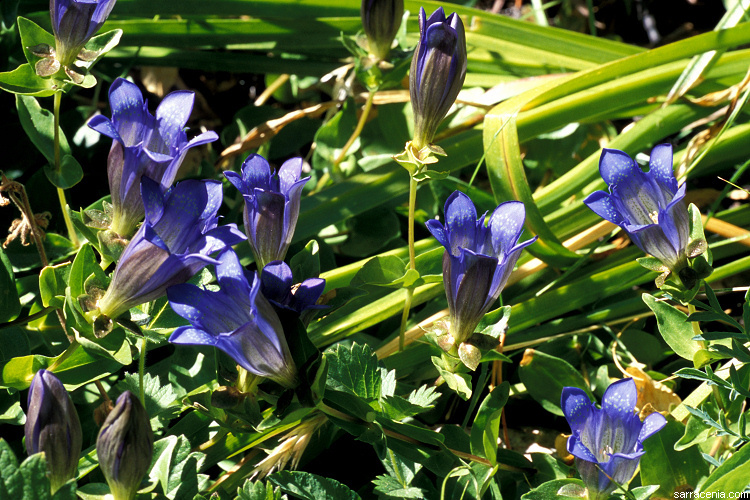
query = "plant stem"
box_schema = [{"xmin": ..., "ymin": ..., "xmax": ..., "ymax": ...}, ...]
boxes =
[
  {"xmin": 398, "ymin": 176, "xmax": 419, "ymax": 351},
  {"xmin": 332, "ymin": 89, "xmax": 375, "ymax": 175},
  {"xmin": 53, "ymin": 91, "xmax": 79, "ymax": 247},
  {"xmin": 139, "ymin": 336, "xmax": 147, "ymax": 406}
]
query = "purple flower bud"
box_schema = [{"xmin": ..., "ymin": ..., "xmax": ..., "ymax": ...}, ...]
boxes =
[
  {"xmin": 584, "ymin": 145, "xmax": 690, "ymax": 274},
  {"xmin": 409, "ymin": 7, "xmax": 467, "ymax": 149},
  {"xmin": 96, "ymin": 177, "xmax": 246, "ymax": 321},
  {"xmin": 96, "ymin": 391, "xmax": 154, "ymax": 500},
  {"xmin": 50, "ymin": 0, "xmax": 117, "ymax": 66},
  {"xmin": 168, "ymin": 249, "xmax": 298, "ymax": 388},
  {"xmin": 261, "ymin": 260, "xmax": 326, "ymax": 325},
  {"xmin": 562, "ymin": 379, "xmax": 666, "ymax": 499},
  {"xmin": 225, "ymin": 154, "xmax": 309, "ymax": 269},
  {"xmin": 426, "ymin": 191, "xmax": 536, "ymax": 345},
  {"xmin": 25, "ymin": 370, "xmax": 82, "ymax": 493},
  {"xmin": 88, "ymin": 78, "xmax": 218, "ymax": 237},
  {"xmin": 361, "ymin": 0, "xmax": 404, "ymax": 60}
]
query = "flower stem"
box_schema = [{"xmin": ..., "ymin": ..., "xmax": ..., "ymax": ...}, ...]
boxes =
[
  {"xmin": 53, "ymin": 91, "xmax": 79, "ymax": 247},
  {"xmin": 398, "ymin": 176, "xmax": 419, "ymax": 352},
  {"xmin": 139, "ymin": 336, "xmax": 147, "ymax": 406},
  {"xmin": 332, "ymin": 89, "xmax": 375, "ymax": 175}
]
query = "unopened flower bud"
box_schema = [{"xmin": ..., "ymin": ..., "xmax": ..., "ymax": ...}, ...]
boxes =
[
  {"xmin": 361, "ymin": 0, "xmax": 403, "ymax": 60},
  {"xmin": 25, "ymin": 370, "xmax": 82, "ymax": 493},
  {"xmin": 409, "ymin": 7, "xmax": 467, "ymax": 149},
  {"xmin": 96, "ymin": 391, "xmax": 154, "ymax": 500}
]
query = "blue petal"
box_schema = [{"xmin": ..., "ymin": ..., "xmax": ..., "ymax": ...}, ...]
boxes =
[
  {"xmin": 224, "ymin": 170, "xmax": 244, "ymax": 192},
  {"xmin": 154, "ymin": 90, "xmax": 194, "ymax": 152},
  {"xmin": 140, "ymin": 176, "xmax": 165, "ymax": 225},
  {"xmin": 638, "ymin": 412, "xmax": 667, "ymax": 443},
  {"xmin": 169, "ymin": 326, "xmax": 218, "ymax": 347},
  {"xmin": 488, "ymin": 200, "xmax": 526, "ymax": 256},
  {"xmin": 443, "ymin": 191, "xmax": 477, "ymax": 255},
  {"xmin": 599, "ymin": 148, "xmax": 639, "ymax": 189},
  {"xmin": 108, "ymin": 78, "xmax": 147, "ymax": 147},
  {"xmin": 87, "ymin": 115, "xmax": 120, "ymax": 142},
  {"xmin": 278, "ymin": 157, "xmax": 304, "ymax": 193},
  {"xmin": 567, "ymin": 434, "xmax": 598, "ymax": 463},
  {"xmin": 561, "ymin": 387, "xmax": 592, "ymax": 433},
  {"xmin": 425, "ymin": 219, "xmax": 449, "ymax": 250},
  {"xmin": 261, "ymin": 260, "xmax": 294, "ymax": 304},
  {"xmin": 602, "ymin": 378, "xmax": 638, "ymax": 421},
  {"xmin": 215, "ymin": 249, "xmax": 254, "ymax": 300},
  {"xmin": 648, "ymin": 143, "xmax": 676, "ymax": 190},
  {"xmin": 240, "ymin": 154, "xmax": 271, "ymax": 191},
  {"xmin": 583, "ymin": 190, "xmax": 623, "ymax": 226}
]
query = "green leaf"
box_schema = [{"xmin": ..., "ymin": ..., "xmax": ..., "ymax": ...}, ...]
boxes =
[
  {"xmin": 149, "ymin": 435, "xmax": 209, "ymax": 500},
  {"xmin": 518, "ymin": 349, "xmax": 590, "ymax": 416},
  {"xmin": 340, "ymin": 207, "xmax": 401, "ymax": 258},
  {"xmin": 379, "ymin": 381, "xmax": 440, "ymax": 421},
  {"xmin": 43, "ymin": 155, "xmax": 83, "ymax": 190},
  {"xmin": 350, "ymin": 255, "xmax": 418, "ymax": 289},
  {"xmin": 324, "ymin": 343, "xmax": 381, "ymax": 401},
  {"xmin": 17, "ymin": 17, "xmax": 54, "ymax": 67},
  {"xmin": 68, "ymin": 244, "xmax": 107, "ymax": 299},
  {"xmin": 0, "ymin": 247, "xmax": 21, "ymax": 322},
  {"xmin": 521, "ymin": 478, "xmax": 586, "ymax": 499},
  {"xmin": 470, "ymin": 382, "xmax": 509, "ymax": 465},
  {"xmin": 312, "ymin": 99, "xmax": 359, "ymax": 173},
  {"xmin": 16, "ymin": 94, "xmax": 70, "ymax": 166},
  {"xmin": 289, "ymin": 240, "xmax": 321, "ymax": 283},
  {"xmin": 700, "ymin": 438, "xmax": 750, "ymax": 494},
  {"xmin": 372, "ymin": 475, "xmax": 423, "ymax": 499},
  {"xmin": 640, "ymin": 421, "xmax": 709, "ymax": 497},
  {"xmin": 0, "ymin": 63, "xmax": 56, "ymax": 96},
  {"xmin": 39, "ymin": 262, "xmax": 71, "ymax": 309},
  {"xmin": 643, "ymin": 293, "xmax": 699, "ymax": 361},
  {"xmin": 373, "ymin": 451, "xmax": 424, "ymax": 499},
  {"xmin": 237, "ymin": 479, "xmax": 284, "ymax": 500},
  {"xmin": 114, "ymin": 372, "xmax": 178, "ymax": 422},
  {"xmin": 0, "ymin": 392, "xmax": 25, "ymax": 425},
  {"xmin": 431, "ymin": 357, "xmax": 472, "ymax": 400},
  {"xmin": 269, "ymin": 471, "xmax": 360, "ymax": 500}
]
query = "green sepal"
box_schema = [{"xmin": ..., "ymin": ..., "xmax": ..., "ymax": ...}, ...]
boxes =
[
  {"xmin": 637, "ymin": 256, "xmax": 669, "ymax": 273},
  {"xmin": 686, "ymin": 203, "xmax": 708, "ymax": 258}
]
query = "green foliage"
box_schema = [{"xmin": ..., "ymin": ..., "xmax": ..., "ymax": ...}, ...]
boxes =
[
  {"xmin": 640, "ymin": 421, "xmax": 709, "ymax": 497},
  {"xmin": 237, "ymin": 479, "xmax": 286, "ymax": 500},
  {"xmin": 268, "ymin": 471, "xmax": 360, "ymax": 500},
  {"xmin": 0, "ymin": 440, "xmax": 76, "ymax": 500},
  {"xmin": 150, "ymin": 435, "xmax": 209, "ymax": 499},
  {"xmin": 0, "ymin": 248, "xmax": 21, "ymax": 322},
  {"xmin": 518, "ymin": 349, "xmax": 590, "ymax": 416}
]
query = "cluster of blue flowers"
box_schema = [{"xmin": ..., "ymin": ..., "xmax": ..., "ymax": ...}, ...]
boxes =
[{"xmin": 27, "ymin": 1, "xmax": 693, "ymax": 497}]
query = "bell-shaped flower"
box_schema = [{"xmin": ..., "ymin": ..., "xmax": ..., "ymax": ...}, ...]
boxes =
[
  {"xmin": 562, "ymin": 378, "xmax": 667, "ymax": 499},
  {"xmin": 361, "ymin": 0, "xmax": 404, "ymax": 60},
  {"xmin": 50, "ymin": 0, "xmax": 117, "ymax": 67},
  {"xmin": 409, "ymin": 7, "xmax": 467, "ymax": 149},
  {"xmin": 225, "ymin": 154, "xmax": 309, "ymax": 270},
  {"xmin": 88, "ymin": 78, "xmax": 218, "ymax": 237},
  {"xmin": 96, "ymin": 391, "xmax": 154, "ymax": 500},
  {"xmin": 261, "ymin": 260, "xmax": 326, "ymax": 325},
  {"xmin": 426, "ymin": 191, "xmax": 536, "ymax": 345},
  {"xmin": 96, "ymin": 177, "xmax": 245, "ymax": 322},
  {"xmin": 584, "ymin": 145, "xmax": 690, "ymax": 274},
  {"xmin": 25, "ymin": 369, "xmax": 82, "ymax": 493},
  {"xmin": 167, "ymin": 249, "xmax": 298, "ymax": 388}
]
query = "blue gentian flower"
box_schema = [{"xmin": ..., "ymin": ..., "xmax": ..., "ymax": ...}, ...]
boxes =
[
  {"xmin": 584, "ymin": 145, "xmax": 690, "ymax": 274},
  {"xmin": 96, "ymin": 177, "xmax": 245, "ymax": 321},
  {"xmin": 261, "ymin": 260, "xmax": 326, "ymax": 325},
  {"xmin": 410, "ymin": 7, "xmax": 467, "ymax": 149},
  {"xmin": 96, "ymin": 391, "xmax": 153, "ymax": 500},
  {"xmin": 562, "ymin": 378, "xmax": 667, "ymax": 499},
  {"xmin": 361, "ymin": 0, "xmax": 404, "ymax": 60},
  {"xmin": 50, "ymin": 0, "xmax": 117, "ymax": 67},
  {"xmin": 167, "ymin": 249, "xmax": 298, "ymax": 388},
  {"xmin": 225, "ymin": 154, "xmax": 309, "ymax": 270},
  {"xmin": 88, "ymin": 78, "xmax": 218, "ymax": 237},
  {"xmin": 25, "ymin": 370, "xmax": 82, "ymax": 493},
  {"xmin": 426, "ymin": 191, "xmax": 536, "ymax": 345}
]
